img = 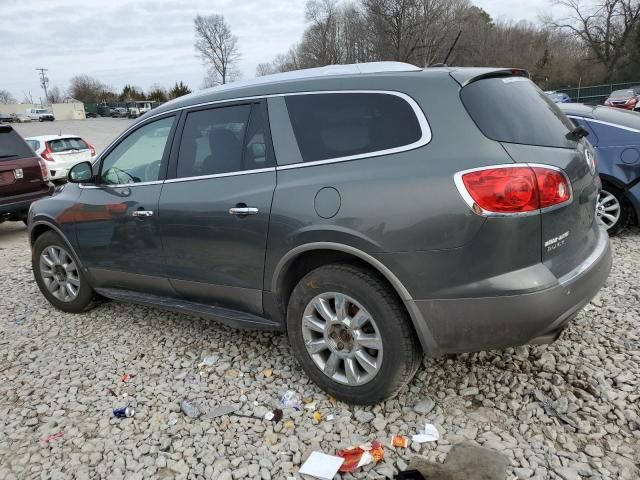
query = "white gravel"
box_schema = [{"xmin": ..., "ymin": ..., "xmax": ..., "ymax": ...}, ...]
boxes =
[{"xmin": 0, "ymin": 222, "xmax": 638, "ymax": 479}]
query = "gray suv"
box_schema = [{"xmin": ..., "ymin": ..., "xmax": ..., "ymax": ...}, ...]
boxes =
[{"xmin": 28, "ymin": 63, "xmax": 612, "ymax": 404}]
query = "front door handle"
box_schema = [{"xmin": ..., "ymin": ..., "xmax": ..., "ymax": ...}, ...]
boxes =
[
  {"xmin": 132, "ymin": 210, "xmax": 154, "ymax": 217},
  {"xmin": 229, "ymin": 207, "xmax": 259, "ymax": 216}
]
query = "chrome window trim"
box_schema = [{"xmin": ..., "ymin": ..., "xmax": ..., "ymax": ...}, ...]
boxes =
[
  {"xmin": 79, "ymin": 180, "xmax": 164, "ymax": 189},
  {"xmin": 164, "ymin": 167, "xmax": 275, "ymax": 184},
  {"xmin": 453, "ymin": 163, "xmax": 573, "ymax": 218},
  {"xmin": 567, "ymin": 115, "xmax": 640, "ymax": 133},
  {"xmin": 92, "ymin": 90, "xmax": 432, "ymax": 182}
]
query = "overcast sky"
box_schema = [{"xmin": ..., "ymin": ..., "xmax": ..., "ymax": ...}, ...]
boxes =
[{"xmin": 1, "ymin": 0, "xmax": 558, "ymax": 103}]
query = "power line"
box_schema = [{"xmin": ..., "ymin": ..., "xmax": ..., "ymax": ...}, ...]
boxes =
[{"xmin": 36, "ymin": 68, "xmax": 49, "ymax": 104}]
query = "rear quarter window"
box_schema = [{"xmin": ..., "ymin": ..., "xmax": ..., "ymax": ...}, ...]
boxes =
[
  {"xmin": 461, "ymin": 77, "xmax": 576, "ymax": 149},
  {"xmin": 284, "ymin": 92, "xmax": 424, "ymax": 162},
  {"xmin": 0, "ymin": 127, "xmax": 35, "ymax": 160}
]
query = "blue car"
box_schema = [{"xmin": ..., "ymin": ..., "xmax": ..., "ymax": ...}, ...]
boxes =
[
  {"xmin": 559, "ymin": 103, "xmax": 640, "ymax": 234},
  {"xmin": 545, "ymin": 91, "xmax": 572, "ymax": 103}
]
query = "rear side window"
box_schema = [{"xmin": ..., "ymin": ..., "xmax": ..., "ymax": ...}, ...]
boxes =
[
  {"xmin": 285, "ymin": 93, "xmax": 422, "ymax": 163},
  {"xmin": 25, "ymin": 139, "xmax": 40, "ymax": 151},
  {"xmin": 461, "ymin": 77, "xmax": 575, "ymax": 149},
  {"xmin": 48, "ymin": 138, "xmax": 89, "ymax": 152},
  {"xmin": 177, "ymin": 104, "xmax": 271, "ymax": 178},
  {"xmin": 0, "ymin": 127, "xmax": 35, "ymax": 160}
]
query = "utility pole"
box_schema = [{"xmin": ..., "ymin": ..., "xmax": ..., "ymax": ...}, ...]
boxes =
[{"xmin": 36, "ymin": 68, "xmax": 49, "ymax": 105}]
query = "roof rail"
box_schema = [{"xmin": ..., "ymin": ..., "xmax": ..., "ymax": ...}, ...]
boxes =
[{"xmin": 197, "ymin": 62, "xmax": 422, "ymax": 95}]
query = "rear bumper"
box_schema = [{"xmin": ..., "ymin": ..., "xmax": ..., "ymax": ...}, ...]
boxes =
[
  {"xmin": 0, "ymin": 184, "xmax": 54, "ymax": 217},
  {"xmin": 413, "ymin": 227, "xmax": 612, "ymax": 355}
]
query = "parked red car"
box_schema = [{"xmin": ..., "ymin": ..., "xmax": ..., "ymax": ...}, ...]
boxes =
[
  {"xmin": 604, "ymin": 87, "xmax": 640, "ymax": 110},
  {"xmin": 0, "ymin": 125, "xmax": 53, "ymax": 224}
]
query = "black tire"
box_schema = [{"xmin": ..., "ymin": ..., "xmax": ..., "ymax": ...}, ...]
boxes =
[
  {"xmin": 599, "ymin": 183, "xmax": 632, "ymax": 236},
  {"xmin": 286, "ymin": 263, "xmax": 422, "ymax": 404},
  {"xmin": 32, "ymin": 231, "xmax": 100, "ymax": 313}
]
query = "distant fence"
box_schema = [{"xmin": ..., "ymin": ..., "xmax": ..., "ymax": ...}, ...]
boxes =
[
  {"xmin": 555, "ymin": 81, "xmax": 640, "ymax": 105},
  {"xmin": 0, "ymin": 102, "xmax": 86, "ymax": 120},
  {"xmin": 85, "ymin": 101, "xmax": 164, "ymax": 115}
]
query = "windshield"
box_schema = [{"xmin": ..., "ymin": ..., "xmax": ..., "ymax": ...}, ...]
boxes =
[
  {"xmin": 461, "ymin": 77, "xmax": 576, "ymax": 148},
  {"xmin": 48, "ymin": 138, "xmax": 89, "ymax": 152},
  {"xmin": 35, "ymin": 109, "xmax": 49, "ymax": 114},
  {"xmin": 610, "ymin": 90, "xmax": 634, "ymax": 99}
]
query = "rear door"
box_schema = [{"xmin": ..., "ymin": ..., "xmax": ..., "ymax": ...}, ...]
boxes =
[
  {"xmin": 159, "ymin": 100, "xmax": 276, "ymax": 314},
  {"xmin": 460, "ymin": 76, "xmax": 601, "ymax": 277},
  {"xmin": 0, "ymin": 126, "xmax": 46, "ymax": 199}
]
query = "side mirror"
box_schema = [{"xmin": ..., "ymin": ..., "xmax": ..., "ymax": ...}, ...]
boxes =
[{"xmin": 68, "ymin": 161, "xmax": 94, "ymax": 183}]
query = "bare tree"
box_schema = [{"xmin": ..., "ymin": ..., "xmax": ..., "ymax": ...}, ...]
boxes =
[
  {"xmin": 256, "ymin": 62, "xmax": 276, "ymax": 76},
  {"xmin": 69, "ymin": 74, "xmax": 115, "ymax": 103},
  {"xmin": 549, "ymin": 0, "xmax": 640, "ymax": 80},
  {"xmin": 194, "ymin": 14, "xmax": 241, "ymax": 86},
  {"xmin": 0, "ymin": 89, "xmax": 17, "ymax": 104},
  {"xmin": 146, "ymin": 84, "xmax": 168, "ymax": 102},
  {"xmin": 48, "ymin": 86, "xmax": 65, "ymax": 103}
]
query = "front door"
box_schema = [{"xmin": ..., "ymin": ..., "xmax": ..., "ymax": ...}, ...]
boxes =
[
  {"xmin": 74, "ymin": 115, "xmax": 177, "ymax": 293},
  {"xmin": 159, "ymin": 101, "xmax": 276, "ymax": 313}
]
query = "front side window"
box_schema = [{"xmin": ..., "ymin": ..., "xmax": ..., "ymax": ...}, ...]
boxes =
[
  {"xmin": 177, "ymin": 104, "xmax": 256, "ymax": 178},
  {"xmin": 284, "ymin": 92, "xmax": 423, "ymax": 163},
  {"xmin": 100, "ymin": 116, "xmax": 174, "ymax": 185}
]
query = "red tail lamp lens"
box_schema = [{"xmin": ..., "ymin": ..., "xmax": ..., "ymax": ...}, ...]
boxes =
[
  {"xmin": 532, "ymin": 167, "xmax": 571, "ymax": 208},
  {"xmin": 460, "ymin": 166, "xmax": 570, "ymax": 214},
  {"xmin": 461, "ymin": 167, "xmax": 538, "ymax": 213}
]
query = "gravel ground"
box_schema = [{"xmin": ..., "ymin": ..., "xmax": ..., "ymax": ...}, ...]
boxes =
[
  {"xmin": 0, "ymin": 222, "xmax": 638, "ymax": 480},
  {"xmin": 12, "ymin": 118, "xmax": 133, "ymax": 154}
]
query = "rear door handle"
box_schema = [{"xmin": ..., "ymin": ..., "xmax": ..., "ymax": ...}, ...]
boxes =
[
  {"xmin": 132, "ymin": 210, "xmax": 154, "ymax": 217},
  {"xmin": 229, "ymin": 207, "xmax": 259, "ymax": 216}
]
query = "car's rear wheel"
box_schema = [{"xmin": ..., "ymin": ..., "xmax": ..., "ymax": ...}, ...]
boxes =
[
  {"xmin": 32, "ymin": 231, "xmax": 99, "ymax": 313},
  {"xmin": 286, "ymin": 263, "xmax": 422, "ymax": 404},
  {"xmin": 597, "ymin": 183, "xmax": 631, "ymax": 235}
]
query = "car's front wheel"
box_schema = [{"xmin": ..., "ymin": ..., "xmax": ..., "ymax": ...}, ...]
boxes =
[
  {"xmin": 287, "ymin": 263, "xmax": 422, "ymax": 404},
  {"xmin": 597, "ymin": 184, "xmax": 631, "ymax": 235},
  {"xmin": 32, "ymin": 231, "xmax": 100, "ymax": 313}
]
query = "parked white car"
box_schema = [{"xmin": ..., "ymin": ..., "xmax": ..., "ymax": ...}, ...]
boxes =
[
  {"xmin": 25, "ymin": 135, "xmax": 95, "ymax": 181},
  {"xmin": 26, "ymin": 108, "xmax": 55, "ymax": 122}
]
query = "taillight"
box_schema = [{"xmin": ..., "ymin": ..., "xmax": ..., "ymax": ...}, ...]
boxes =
[
  {"xmin": 532, "ymin": 167, "xmax": 571, "ymax": 208},
  {"xmin": 41, "ymin": 143, "xmax": 54, "ymax": 161},
  {"xmin": 456, "ymin": 164, "xmax": 571, "ymax": 215},
  {"xmin": 87, "ymin": 142, "xmax": 96, "ymax": 157},
  {"xmin": 37, "ymin": 159, "xmax": 49, "ymax": 181},
  {"xmin": 626, "ymin": 97, "xmax": 637, "ymax": 105}
]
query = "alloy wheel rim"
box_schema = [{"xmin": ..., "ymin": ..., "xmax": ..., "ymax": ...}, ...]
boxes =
[
  {"xmin": 301, "ymin": 292, "xmax": 383, "ymax": 386},
  {"xmin": 40, "ymin": 246, "xmax": 80, "ymax": 302},
  {"xmin": 596, "ymin": 190, "xmax": 621, "ymax": 230}
]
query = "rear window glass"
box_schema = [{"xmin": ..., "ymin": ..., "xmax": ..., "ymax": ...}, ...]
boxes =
[
  {"xmin": 460, "ymin": 77, "xmax": 575, "ymax": 149},
  {"xmin": 0, "ymin": 128, "xmax": 34, "ymax": 160},
  {"xmin": 48, "ymin": 138, "xmax": 89, "ymax": 152},
  {"xmin": 285, "ymin": 93, "xmax": 422, "ymax": 162}
]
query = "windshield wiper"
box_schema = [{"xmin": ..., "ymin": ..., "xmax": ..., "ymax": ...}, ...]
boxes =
[{"xmin": 566, "ymin": 126, "xmax": 589, "ymax": 141}]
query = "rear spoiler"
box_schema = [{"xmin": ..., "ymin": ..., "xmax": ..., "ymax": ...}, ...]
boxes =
[{"xmin": 449, "ymin": 68, "xmax": 529, "ymax": 87}]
